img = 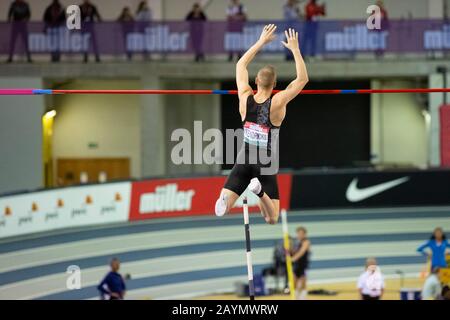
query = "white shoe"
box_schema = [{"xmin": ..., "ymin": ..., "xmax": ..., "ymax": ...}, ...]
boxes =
[
  {"xmin": 215, "ymin": 193, "xmax": 228, "ymax": 217},
  {"xmin": 248, "ymin": 178, "xmax": 262, "ymax": 196}
]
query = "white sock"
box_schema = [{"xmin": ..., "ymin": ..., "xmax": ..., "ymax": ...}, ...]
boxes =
[
  {"xmin": 299, "ymin": 289, "xmax": 308, "ymax": 300},
  {"xmin": 248, "ymin": 178, "xmax": 262, "ymax": 196}
]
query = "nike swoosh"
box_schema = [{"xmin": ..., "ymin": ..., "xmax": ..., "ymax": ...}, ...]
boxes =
[{"xmin": 346, "ymin": 177, "xmax": 410, "ymax": 203}]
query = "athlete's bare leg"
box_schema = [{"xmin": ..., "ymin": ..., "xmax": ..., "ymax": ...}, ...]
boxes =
[
  {"xmin": 215, "ymin": 188, "xmax": 240, "ymax": 216},
  {"xmin": 295, "ymin": 276, "xmax": 307, "ymax": 300},
  {"xmin": 258, "ymin": 197, "xmax": 279, "ymax": 224},
  {"xmin": 249, "ymin": 178, "xmax": 280, "ymax": 224}
]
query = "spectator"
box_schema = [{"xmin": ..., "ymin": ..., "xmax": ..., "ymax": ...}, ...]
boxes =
[
  {"xmin": 374, "ymin": 0, "xmax": 389, "ymax": 59},
  {"xmin": 97, "ymin": 258, "xmax": 126, "ymax": 300},
  {"xmin": 302, "ymin": 0, "xmax": 325, "ymax": 59},
  {"xmin": 262, "ymin": 239, "xmax": 294, "ymax": 293},
  {"xmin": 284, "ymin": 0, "xmax": 303, "ymax": 61},
  {"xmin": 442, "ymin": 285, "xmax": 450, "ymax": 300},
  {"xmin": 421, "ymin": 267, "xmax": 442, "ymax": 300},
  {"xmin": 136, "ymin": 0, "xmax": 152, "ymax": 21},
  {"xmin": 291, "ymin": 226, "xmax": 311, "ymax": 300},
  {"xmin": 186, "ymin": 3, "xmax": 207, "ymax": 62},
  {"xmin": 376, "ymin": 0, "xmax": 389, "ymax": 26},
  {"xmin": 6, "ymin": 0, "xmax": 32, "ymax": 63},
  {"xmin": 136, "ymin": 1, "xmax": 152, "ymax": 60},
  {"xmin": 118, "ymin": 6, "xmax": 133, "ymax": 22},
  {"xmin": 117, "ymin": 7, "xmax": 134, "ymax": 61},
  {"xmin": 417, "ymin": 227, "xmax": 450, "ymax": 270},
  {"xmin": 226, "ymin": 0, "xmax": 247, "ymax": 62},
  {"xmin": 80, "ymin": 0, "xmax": 102, "ymax": 63},
  {"xmin": 357, "ymin": 258, "xmax": 385, "ymax": 300},
  {"xmin": 43, "ymin": 0, "xmax": 66, "ymax": 63},
  {"xmin": 284, "ymin": 0, "xmax": 303, "ymax": 22}
]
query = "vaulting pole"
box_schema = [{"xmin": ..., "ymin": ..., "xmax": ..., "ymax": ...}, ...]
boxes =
[{"xmin": 242, "ymin": 197, "xmax": 255, "ymax": 301}]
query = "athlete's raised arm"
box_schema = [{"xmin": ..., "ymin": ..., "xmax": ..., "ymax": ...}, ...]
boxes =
[
  {"xmin": 236, "ymin": 24, "xmax": 278, "ymax": 103},
  {"xmin": 273, "ymin": 29, "xmax": 309, "ymax": 105}
]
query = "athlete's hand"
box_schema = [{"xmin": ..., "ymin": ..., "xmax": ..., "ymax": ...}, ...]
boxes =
[
  {"xmin": 281, "ymin": 28, "xmax": 299, "ymax": 52},
  {"xmin": 258, "ymin": 24, "xmax": 277, "ymax": 45}
]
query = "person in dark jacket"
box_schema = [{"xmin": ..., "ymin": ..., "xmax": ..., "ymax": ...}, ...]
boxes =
[
  {"xmin": 117, "ymin": 7, "xmax": 134, "ymax": 61},
  {"xmin": 226, "ymin": 0, "xmax": 247, "ymax": 62},
  {"xmin": 97, "ymin": 258, "xmax": 126, "ymax": 300},
  {"xmin": 43, "ymin": 0, "xmax": 66, "ymax": 62},
  {"xmin": 186, "ymin": 3, "xmax": 207, "ymax": 62},
  {"xmin": 7, "ymin": 0, "xmax": 32, "ymax": 63},
  {"xmin": 80, "ymin": 0, "xmax": 102, "ymax": 63}
]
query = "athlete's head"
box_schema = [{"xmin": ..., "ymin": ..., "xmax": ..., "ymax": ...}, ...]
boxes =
[
  {"xmin": 256, "ymin": 65, "xmax": 277, "ymax": 90},
  {"xmin": 296, "ymin": 226, "xmax": 307, "ymax": 240}
]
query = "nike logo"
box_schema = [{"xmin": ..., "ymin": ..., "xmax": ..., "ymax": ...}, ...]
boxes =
[{"xmin": 346, "ymin": 177, "xmax": 410, "ymax": 203}]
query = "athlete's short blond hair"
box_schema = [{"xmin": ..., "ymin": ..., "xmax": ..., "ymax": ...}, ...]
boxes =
[{"xmin": 256, "ymin": 65, "xmax": 277, "ymax": 89}]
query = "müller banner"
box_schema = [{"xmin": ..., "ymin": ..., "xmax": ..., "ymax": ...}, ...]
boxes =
[
  {"xmin": 1, "ymin": 20, "xmax": 450, "ymax": 55},
  {"xmin": 128, "ymin": 174, "xmax": 292, "ymax": 221},
  {"xmin": 290, "ymin": 168, "xmax": 450, "ymax": 209}
]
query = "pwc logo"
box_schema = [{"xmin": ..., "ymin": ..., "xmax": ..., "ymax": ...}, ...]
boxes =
[
  {"xmin": 100, "ymin": 193, "xmax": 122, "ymax": 216},
  {"xmin": 4, "ymin": 206, "xmax": 12, "ymax": 216},
  {"xmin": 44, "ymin": 199, "xmax": 63, "ymax": 222},
  {"xmin": 85, "ymin": 195, "xmax": 93, "ymax": 205},
  {"xmin": 139, "ymin": 183, "xmax": 195, "ymax": 214},
  {"xmin": 17, "ymin": 202, "xmax": 37, "ymax": 226},
  {"xmin": 31, "ymin": 202, "xmax": 39, "ymax": 212},
  {"xmin": 0, "ymin": 206, "xmax": 10, "ymax": 227}
]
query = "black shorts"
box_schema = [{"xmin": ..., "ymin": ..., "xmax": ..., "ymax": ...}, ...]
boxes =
[
  {"xmin": 224, "ymin": 146, "xmax": 279, "ymax": 200},
  {"xmin": 294, "ymin": 264, "xmax": 308, "ymax": 278}
]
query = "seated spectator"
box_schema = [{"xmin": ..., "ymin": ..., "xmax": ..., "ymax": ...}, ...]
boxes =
[
  {"xmin": 226, "ymin": 0, "xmax": 247, "ymax": 62},
  {"xmin": 80, "ymin": 0, "xmax": 102, "ymax": 63},
  {"xmin": 186, "ymin": 3, "xmax": 207, "ymax": 62},
  {"xmin": 421, "ymin": 267, "xmax": 442, "ymax": 300},
  {"xmin": 97, "ymin": 258, "xmax": 126, "ymax": 300},
  {"xmin": 7, "ymin": 0, "xmax": 32, "ymax": 63},
  {"xmin": 43, "ymin": 0, "xmax": 66, "ymax": 63},
  {"xmin": 357, "ymin": 258, "xmax": 385, "ymax": 300},
  {"xmin": 262, "ymin": 240, "xmax": 292, "ymax": 293}
]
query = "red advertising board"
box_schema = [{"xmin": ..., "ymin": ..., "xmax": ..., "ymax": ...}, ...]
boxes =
[
  {"xmin": 129, "ymin": 174, "xmax": 292, "ymax": 221},
  {"xmin": 441, "ymin": 105, "xmax": 450, "ymax": 166}
]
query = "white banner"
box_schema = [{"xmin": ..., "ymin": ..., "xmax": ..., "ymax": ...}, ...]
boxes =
[{"xmin": 0, "ymin": 182, "xmax": 131, "ymax": 239}]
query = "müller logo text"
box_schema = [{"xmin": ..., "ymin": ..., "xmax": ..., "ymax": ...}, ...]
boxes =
[{"xmin": 139, "ymin": 184, "xmax": 195, "ymax": 214}]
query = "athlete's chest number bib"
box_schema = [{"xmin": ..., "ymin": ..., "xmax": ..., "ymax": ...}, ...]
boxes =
[{"xmin": 244, "ymin": 121, "xmax": 269, "ymax": 148}]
